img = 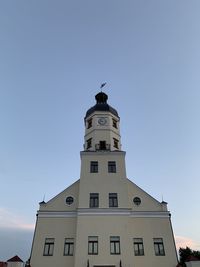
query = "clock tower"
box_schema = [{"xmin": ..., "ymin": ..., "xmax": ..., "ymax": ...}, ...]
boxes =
[
  {"xmin": 30, "ymin": 91, "xmax": 178, "ymax": 267},
  {"xmin": 84, "ymin": 92, "xmax": 121, "ymax": 152}
]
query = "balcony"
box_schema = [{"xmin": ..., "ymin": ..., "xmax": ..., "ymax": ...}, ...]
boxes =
[{"xmin": 95, "ymin": 143, "xmax": 110, "ymax": 151}]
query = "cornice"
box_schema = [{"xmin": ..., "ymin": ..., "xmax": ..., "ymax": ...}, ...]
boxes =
[{"xmin": 37, "ymin": 208, "xmax": 170, "ymax": 218}]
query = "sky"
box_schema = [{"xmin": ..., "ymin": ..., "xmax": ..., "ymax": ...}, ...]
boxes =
[{"xmin": 0, "ymin": 0, "xmax": 200, "ymax": 262}]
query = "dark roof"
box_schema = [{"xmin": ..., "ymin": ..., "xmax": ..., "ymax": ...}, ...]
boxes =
[
  {"xmin": 85, "ymin": 92, "xmax": 119, "ymax": 119},
  {"xmin": 7, "ymin": 255, "xmax": 23, "ymax": 262},
  {"xmin": 186, "ymin": 255, "xmax": 200, "ymax": 262}
]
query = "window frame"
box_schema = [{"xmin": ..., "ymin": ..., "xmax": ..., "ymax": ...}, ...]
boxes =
[
  {"xmin": 133, "ymin": 238, "xmax": 144, "ymax": 256},
  {"xmin": 88, "ymin": 236, "xmax": 98, "ymax": 255},
  {"xmin": 64, "ymin": 238, "xmax": 74, "ymax": 256},
  {"xmin": 113, "ymin": 138, "xmax": 119, "ymax": 149},
  {"xmin": 90, "ymin": 193, "xmax": 99, "ymax": 208},
  {"xmin": 43, "ymin": 238, "xmax": 55, "ymax": 256},
  {"xmin": 112, "ymin": 118, "xmax": 118, "ymax": 129},
  {"xmin": 90, "ymin": 161, "xmax": 98, "ymax": 173},
  {"xmin": 153, "ymin": 238, "xmax": 165, "ymax": 256},
  {"xmin": 87, "ymin": 118, "xmax": 92, "ymax": 129},
  {"xmin": 108, "ymin": 161, "xmax": 116, "ymax": 173},
  {"xmin": 86, "ymin": 138, "xmax": 92, "ymax": 149},
  {"xmin": 110, "ymin": 236, "xmax": 120, "ymax": 255},
  {"xmin": 109, "ymin": 193, "xmax": 118, "ymax": 207}
]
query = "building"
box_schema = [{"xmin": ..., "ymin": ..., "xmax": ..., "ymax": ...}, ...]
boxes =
[
  {"xmin": 30, "ymin": 92, "xmax": 178, "ymax": 267},
  {"xmin": 0, "ymin": 256, "xmax": 25, "ymax": 267}
]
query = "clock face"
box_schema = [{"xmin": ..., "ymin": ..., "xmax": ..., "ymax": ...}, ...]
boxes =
[{"xmin": 98, "ymin": 117, "xmax": 107, "ymax": 125}]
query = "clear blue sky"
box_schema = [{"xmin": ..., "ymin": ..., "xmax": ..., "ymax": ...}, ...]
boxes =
[{"xmin": 0, "ymin": 0, "xmax": 200, "ymax": 262}]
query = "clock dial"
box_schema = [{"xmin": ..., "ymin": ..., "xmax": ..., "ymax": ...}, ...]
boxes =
[{"xmin": 98, "ymin": 117, "xmax": 107, "ymax": 125}]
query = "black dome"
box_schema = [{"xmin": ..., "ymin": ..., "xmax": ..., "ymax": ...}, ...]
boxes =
[{"xmin": 85, "ymin": 92, "xmax": 119, "ymax": 118}]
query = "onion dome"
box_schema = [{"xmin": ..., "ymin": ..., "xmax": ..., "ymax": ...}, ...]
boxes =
[{"xmin": 85, "ymin": 92, "xmax": 119, "ymax": 118}]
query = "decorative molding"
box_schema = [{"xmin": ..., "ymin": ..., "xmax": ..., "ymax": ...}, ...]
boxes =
[{"xmin": 37, "ymin": 209, "xmax": 170, "ymax": 219}]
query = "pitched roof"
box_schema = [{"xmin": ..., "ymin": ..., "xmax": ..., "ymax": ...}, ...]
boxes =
[{"xmin": 7, "ymin": 255, "xmax": 23, "ymax": 262}]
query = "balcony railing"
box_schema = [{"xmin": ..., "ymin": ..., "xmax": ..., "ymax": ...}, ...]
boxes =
[{"xmin": 95, "ymin": 144, "xmax": 110, "ymax": 151}]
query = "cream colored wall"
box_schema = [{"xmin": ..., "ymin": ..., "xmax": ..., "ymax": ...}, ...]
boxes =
[
  {"xmin": 78, "ymin": 151, "xmax": 128, "ymax": 209},
  {"xmin": 30, "ymin": 217, "xmax": 77, "ymax": 267},
  {"xmin": 40, "ymin": 180, "xmax": 79, "ymax": 211},
  {"xmin": 84, "ymin": 112, "xmax": 121, "ymax": 151},
  {"xmin": 127, "ymin": 179, "xmax": 166, "ymax": 211},
  {"xmin": 74, "ymin": 215, "xmax": 177, "ymax": 267}
]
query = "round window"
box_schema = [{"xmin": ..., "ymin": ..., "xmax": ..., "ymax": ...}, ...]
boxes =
[
  {"xmin": 66, "ymin": 196, "xmax": 74, "ymax": 205},
  {"xmin": 133, "ymin": 197, "xmax": 141, "ymax": 206}
]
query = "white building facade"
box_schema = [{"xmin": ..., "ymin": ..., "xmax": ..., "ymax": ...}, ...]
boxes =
[{"xmin": 30, "ymin": 92, "xmax": 178, "ymax": 267}]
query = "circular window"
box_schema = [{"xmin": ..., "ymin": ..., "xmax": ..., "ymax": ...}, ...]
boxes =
[
  {"xmin": 133, "ymin": 197, "xmax": 141, "ymax": 206},
  {"xmin": 66, "ymin": 196, "xmax": 74, "ymax": 205}
]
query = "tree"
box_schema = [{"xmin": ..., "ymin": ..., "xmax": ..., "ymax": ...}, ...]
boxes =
[{"xmin": 178, "ymin": 247, "xmax": 200, "ymax": 267}]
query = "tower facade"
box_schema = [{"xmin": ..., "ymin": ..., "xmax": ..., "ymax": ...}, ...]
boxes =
[{"xmin": 30, "ymin": 92, "xmax": 178, "ymax": 267}]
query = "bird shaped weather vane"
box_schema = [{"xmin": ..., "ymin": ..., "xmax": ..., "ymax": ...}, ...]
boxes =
[{"xmin": 100, "ymin": 82, "xmax": 107, "ymax": 92}]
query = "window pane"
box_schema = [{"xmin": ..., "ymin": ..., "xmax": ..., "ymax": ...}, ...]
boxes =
[
  {"xmin": 133, "ymin": 238, "xmax": 144, "ymax": 256},
  {"xmin": 90, "ymin": 161, "xmax": 98, "ymax": 173},
  {"xmin": 110, "ymin": 236, "xmax": 120, "ymax": 254},
  {"xmin": 90, "ymin": 193, "xmax": 99, "ymax": 208},
  {"xmin": 88, "ymin": 236, "xmax": 98, "ymax": 255},
  {"xmin": 64, "ymin": 238, "xmax": 74, "ymax": 256},
  {"xmin": 108, "ymin": 161, "xmax": 116, "ymax": 173},
  {"xmin": 109, "ymin": 193, "xmax": 118, "ymax": 207},
  {"xmin": 43, "ymin": 238, "xmax": 54, "ymax": 256},
  {"xmin": 153, "ymin": 238, "xmax": 165, "ymax": 256}
]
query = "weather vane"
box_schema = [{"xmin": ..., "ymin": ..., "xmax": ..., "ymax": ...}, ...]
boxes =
[{"xmin": 100, "ymin": 82, "xmax": 107, "ymax": 92}]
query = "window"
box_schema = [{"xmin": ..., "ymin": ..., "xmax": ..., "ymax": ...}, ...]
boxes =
[
  {"xmin": 66, "ymin": 196, "xmax": 74, "ymax": 205},
  {"xmin": 133, "ymin": 197, "xmax": 141, "ymax": 206},
  {"xmin": 153, "ymin": 238, "xmax": 165, "ymax": 256},
  {"xmin": 88, "ymin": 236, "xmax": 98, "ymax": 254},
  {"xmin": 133, "ymin": 238, "xmax": 144, "ymax": 256},
  {"xmin": 113, "ymin": 138, "xmax": 119, "ymax": 149},
  {"xmin": 87, "ymin": 118, "xmax": 92, "ymax": 129},
  {"xmin": 87, "ymin": 138, "xmax": 92, "ymax": 149},
  {"xmin": 110, "ymin": 236, "xmax": 120, "ymax": 254},
  {"xmin": 64, "ymin": 238, "xmax": 74, "ymax": 256},
  {"xmin": 99, "ymin": 141, "xmax": 106, "ymax": 150},
  {"xmin": 108, "ymin": 161, "xmax": 116, "ymax": 173},
  {"xmin": 112, "ymin": 118, "xmax": 117, "ymax": 129},
  {"xmin": 43, "ymin": 238, "xmax": 54, "ymax": 256},
  {"xmin": 90, "ymin": 193, "xmax": 99, "ymax": 208},
  {"xmin": 109, "ymin": 193, "xmax": 118, "ymax": 207},
  {"xmin": 90, "ymin": 161, "xmax": 98, "ymax": 173}
]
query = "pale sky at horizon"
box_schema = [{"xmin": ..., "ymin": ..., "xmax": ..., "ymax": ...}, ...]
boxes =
[{"xmin": 0, "ymin": 0, "xmax": 200, "ymax": 262}]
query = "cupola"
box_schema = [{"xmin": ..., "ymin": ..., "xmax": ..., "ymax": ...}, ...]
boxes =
[{"xmin": 84, "ymin": 92, "xmax": 121, "ymax": 152}]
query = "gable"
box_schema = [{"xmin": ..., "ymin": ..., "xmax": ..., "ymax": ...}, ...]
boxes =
[
  {"xmin": 127, "ymin": 179, "xmax": 167, "ymax": 212},
  {"xmin": 39, "ymin": 180, "xmax": 80, "ymax": 211}
]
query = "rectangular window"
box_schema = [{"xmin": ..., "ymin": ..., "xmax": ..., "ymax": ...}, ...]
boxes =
[
  {"xmin": 112, "ymin": 118, "xmax": 117, "ymax": 129},
  {"xmin": 113, "ymin": 138, "xmax": 119, "ymax": 149},
  {"xmin": 87, "ymin": 138, "xmax": 92, "ymax": 149},
  {"xmin": 90, "ymin": 193, "xmax": 99, "ymax": 208},
  {"xmin": 99, "ymin": 140, "xmax": 106, "ymax": 150},
  {"xmin": 88, "ymin": 236, "xmax": 98, "ymax": 255},
  {"xmin": 110, "ymin": 236, "xmax": 120, "ymax": 254},
  {"xmin": 133, "ymin": 238, "xmax": 144, "ymax": 256},
  {"xmin": 109, "ymin": 193, "xmax": 118, "ymax": 207},
  {"xmin": 64, "ymin": 238, "xmax": 74, "ymax": 256},
  {"xmin": 90, "ymin": 161, "xmax": 98, "ymax": 173},
  {"xmin": 153, "ymin": 238, "xmax": 165, "ymax": 256},
  {"xmin": 108, "ymin": 161, "xmax": 116, "ymax": 173},
  {"xmin": 87, "ymin": 118, "xmax": 92, "ymax": 129},
  {"xmin": 43, "ymin": 238, "xmax": 54, "ymax": 256}
]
